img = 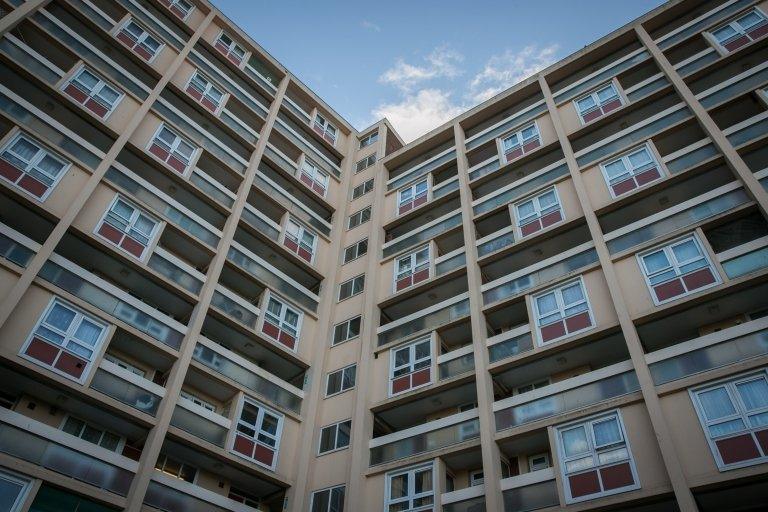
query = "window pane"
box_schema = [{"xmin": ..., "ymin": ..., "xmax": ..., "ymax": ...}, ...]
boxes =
[
  {"xmin": 737, "ymin": 12, "xmax": 763, "ymax": 29},
  {"xmin": 577, "ymin": 96, "xmax": 596, "ymax": 111},
  {"xmin": 709, "ymin": 418, "xmax": 746, "ymax": 437},
  {"xmin": 389, "ymin": 473, "xmax": 408, "ymax": 499},
  {"xmin": 642, "ymin": 250, "xmax": 670, "ymax": 274},
  {"xmin": 560, "ymin": 283, "xmax": 584, "ymax": 307},
  {"xmin": 538, "ymin": 191, "xmax": 557, "ymax": 209},
  {"xmin": 319, "ymin": 426, "xmax": 335, "ymax": 452},
  {"xmin": 562, "ymin": 426, "xmax": 589, "ymax": 457},
  {"xmin": 627, "ymin": 148, "xmax": 651, "ymax": 169},
  {"xmin": 698, "ymin": 387, "xmax": 737, "ymax": 420},
  {"xmin": 62, "ymin": 416, "xmax": 84, "ymax": 436},
  {"xmin": 736, "ymin": 378, "xmax": 768, "ymax": 411},
  {"xmin": 327, "ymin": 372, "xmax": 341, "ymax": 394},
  {"xmin": 517, "ymin": 201, "xmax": 535, "ymax": 219},
  {"xmin": 604, "ymin": 160, "xmax": 627, "ymax": 179},
  {"xmin": 0, "ymin": 474, "xmax": 26, "ymax": 512},
  {"xmin": 394, "ymin": 348, "xmax": 410, "ymax": 367},
  {"xmin": 312, "ymin": 490, "xmax": 329, "ymax": 512},
  {"xmin": 671, "ymin": 240, "xmax": 701, "ymax": 263},
  {"xmin": 414, "ymin": 468, "xmax": 432, "ymax": 493},
  {"xmin": 536, "ymin": 293, "xmax": 558, "ymax": 316},
  {"xmin": 414, "ymin": 341, "xmax": 430, "ymax": 360},
  {"xmin": 342, "ymin": 366, "xmax": 356, "ymax": 389},
  {"xmin": 592, "ymin": 417, "xmax": 621, "ymax": 447},
  {"xmin": 46, "ymin": 304, "xmax": 76, "ymax": 331},
  {"xmin": 73, "ymin": 319, "xmax": 103, "ymax": 347},
  {"xmin": 337, "ymin": 421, "xmax": 351, "ymax": 447},
  {"xmin": 596, "ymin": 85, "xmax": 616, "ymax": 102}
]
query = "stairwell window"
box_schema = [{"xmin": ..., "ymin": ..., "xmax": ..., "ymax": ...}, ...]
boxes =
[
  {"xmin": 0, "ymin": 470, "xmax": 32, "ymax": 512},
  {"xmin": 185, "ymin": 70, "xmax": 225, "ymax": 113},
  {"xmin": 332, "ymin": 316, "xmax": 361, "ymax": 346},
  {"xmin": 385, "ymin": 462, "xmax": 434, "ymax": 512},
  {"xmin": 343, "ymin": 239, "xmax": 368, "ymax": 264},
  {"xmin": 232, "ymin": 396, "xmax": 283, "ymax": 469},
  {"xmin": 318, "ymin": 419, "xmax": 351, "ymax": 454},
  {"xmin": 21, "ymin": 298, "xmax": 108, "ymax": 382},
  {"xmin": 148, "ymin": 125, "xmax": 197, "ymax": 174},
  {"xmin": 394, "ymin": 245, "xmax": 430, "ymax": 292},
  {"xmin": 352, "ymin": 178, "xmax": 374, "ymax": 200},
  {"xmin": 283, "ymin": 218, "xmax": 317, "ymax": 263},
  {"xmin": 390, "ymin": 337, "xmax": 432, "ymax": 396},
  {"xmin": 63, "ymin": 66, "xmax": 123, "ymax": 119},
  {"xmin": 326, "ymin": 364, "xmax": 356, "ymax": 396},
  {"xmin": 313, "ymin": 113, "xmax": 338, "ymax": 145},
  {"xmin": 397, "ymin": 179, "xmax": 428, "ymax": 215},
  {"xmin": 710, "ymin": 8, "xmax": 768, "ymax": 52},
  {"xmin": 533, "ymin": 277, "xmax": 594, "ymax": 345},
  {"xmin": 600, "ymin": 144, "xmax": 662, "ymax": 198},
  {"xmin": 355, "ymin": 153, "xmax": 376, "ymax": 173},
  {"xmin": 160, "ymin": 0, "xmax": 194, "ymax": 20},
  {"xmin": 338, "ymin": 275, "xmax": 365, "ymax": 301},
  {"xmin": 360, "ymin": 130, "xmax": 378, "ymax": 148},
  {"xmin": 638, "ymin": 234, "xmax": 720, "ymax": 305},
  {"xmin": 0, "ymin": 132, "xmax": 69, "ymax": 199},
  {"xmin": 96, "ymin": 195, "xmax": 160, "ymax": 260},
  {"xmin": 261, "ymin": 293, "xmax": 302, "ymax": 350},
  {"xmin": 500, "ymin": 122, "xmax": 541, "ymax": 163},
  {"xmin": 311, "ymin": 485, "xmax": 345, "ymax": 512},
  {"xmin": 513, "ymin": 187, "xmax": 563, "ymax": 238},
  {"xmin": 348, "ymin": 206, "xmax": 371, "ymax": 229},
  {"xmin": 574, "ymin": 82, "xmax": 623, "ymax": 124},
  {"xmin": 300, "ymin": 158, "xmax": 329, "ymax": 196},
  {"xmin": 214, "ymin": 31, "xmax": 246, "ymax": 65},
  {"xmin": 116, "ymin": 19, "xmax": 163, "ymax": 62}
]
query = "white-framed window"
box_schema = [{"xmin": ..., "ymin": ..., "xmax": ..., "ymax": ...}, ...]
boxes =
[
  {"xmin": 394, "ymin": 245, "xmax": 430, "ymax": 292},
  {"xmin": 313, "ymin": 113, "xmax": 338, "ymax": 145},
  {"xmin": 0, "ymin": 469, "xmax": 32, "ymax": 512},
  {"xmin": 343, "ymin": 238, "xmax": 368, "ymax": 263},
  {"xmin": 574, "ymin": 82, "xmax": 623, "ymax": 124},
  {"xmin": 637, "ymin": 234, "xmax": 720, "ymax": 305},
  {"xmin": 533, "ymin": 277, "xmax": 593, "ymax": 345},
  {"xmin": 360, "ymin": 130, "xmax": 379, "ymax": 148},
  {"xmin": 180, "ymin": 390, "xmax": 216, "ymax": 412},
  {"xmin": 528, "ymin": 452, "xmax": 551, "ymax": 471},
  {"xmin": 318, "ymin": 419, "xmax": 351, "ymax": 454},
  {"xmin": 103, "ymin": 353, "xmax": 146, "ymax": 377},
  {"xmin": 600, "ymin": 143, "xmax": 662, "ymax": 197},
  {"xmin": 500, "ymin": 122, "xmax": 541, "ymax": 163},
  {"xmin": 261, "ymin": 293, "xmax": 302, "ymax": 350},
  {"xmin": 397, "ymin": 179, "xmax": 428, "ymax": 215},
  {"xmin": 0, "ymin": 132, "xmax": 69, "ymax": 199},
  {"xmin": 60, "ymin": 415, "xmax": 124, "ymax": 452},
  {"xmin": 214, "ymin": 31, "xmax": 247, "ymax": 65},
  {"xmin": 185, "ymin": 70, "xmax": 225, "ymax": 113},
  {"xmin": 348, "ymin": 206, "xmax": 371, "ymax": 229},
  {"xmin": 338, "ymin": 275, "xmax": 365, "ymax": 301},
  {"xmin": 300, "ymin": 158, "xmax": 329, "ymax": 196},
  {"xmin": 515, "ymin": 378, "xmax": 550, "ymax": 395},
  {"xmin": 390, "ymin": 337, "xmax": 432, "ymax": 396},
  {"xmin": 231, "ymin": 396, "xmax": 283, "ymax": 469},
  {"xmin": 21, "ymin": 298, "xmax": 108, "ymax": 382},
  {"xmin": 148, "ymin": 124, "xmax": 197, "ymax": 174},
  {"xmin": 355, "ymin": 154, "xmax": 376, "ymax": 173},
  {"xmin": 514, "ymin": 187, "xmax": 563, "ymax": 238},
  {"xmin": 311, "ymin": 485, "xmax": 345, "ymax": 512},
  {"xmin": 332, "ymin": 316, "xmax": 361, "ymax": 346},
  {"xmin": 555, "ymin": 411, "xmax": 639, "ymax": 503},
  {"xmin": 468, "ymin": 469, "xmax": 484, "ymax": 487},
  {"xmin": 161, "ymin": 0, "xmax": 194, "ymax": 20},
  {"xmin": 326, "ymin": 364, "xmax": 356, "ymax": 396},
  {"xmin": 116, "ymin": 19, "xmax": 163, "ymax": 62},
  {"xmin": 155, "ymin": 454, "xmax": 197, "ymax": 482},
  {"xmin": 690, "ymin": 370, "xmax": 768, "ymax": 470},
  {"xmin": 62, "ymin": 66, "xmax": 123, "ymax": 119},
  {"xmin": 352, "ymin": 178, "xmax": 374, "ymax": 200},
  {"xmin": 710, "ymin": 8, "xmax": 768, "ymax": 52},
  {"xmin": 385, "ymin": 462, "xmax": 434, "ymax": 512},
  {"xmin": 96, "ymin": 195, "xmax": 160, "ymax": 260},
  {"xmin": 283, "ymin": 218, "xmax": 317, "ymax": 263}
]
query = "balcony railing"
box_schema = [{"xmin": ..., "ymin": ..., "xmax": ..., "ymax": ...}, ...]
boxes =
[
  {"xmin": 91, "ymin": 359, "xmax": 164, "ymax": 416},
  {"xmin": 369, "ymin": 409, "xmax": 480, "ymax": 465},
  {"xmin": 377, "ymin": 293, "xmax": 470, "ymax": 347},
  {"xmin": 716, "ymin": 234, "xmax": 768, "ymax": 280},
  {"xmin": 725, "ymin": 110, "xmax": 768, "ymax": 148},
  {"xmin": 438, "ymin": 344, "xmax": 475, "ymax": 380},
  {"xmin": 0, "ymin": 223, "xmax": 37, "ymax": 268},
  {"xmin": 170, "ymin": 397, "xmax": 231, "ymax": 448},
  {"xmin": 434, "ymin": 248, "xmax": 467, "ymax": 278},
  {"xmin": 655, "ymin": 0, "xmax": 755, "ymax": 50},
  {"xmin": 697, "ymin": 60, "xmax": 768, "ymax": 109},
  {"xmin": 442, "ymin": 485, "xmax": 485, "ymax": 512},
  {"xmin": 473, "ymin": 161, "xmax": 569, "ymax": 217},
  {"xmin": 488, "ymin": 325, "xmax": 534, "ymax": 364},
  {"xmin": 210, "ymin": 286, "xmax": 262, "ymax": 330},
  {"xmin": 383, "ymin": 210, "xmax": 462, "ymax": 259},
  {"xmin": 387, "ymin": 146, "xmax": 456, "ymax": 192},
  {"xmin": 502, "ymin": 468, "xmax": 559, "ymax": 512},
  {"xmin": 465, "ymin": 100, "xmax": 547, "ymax": 151},
  {"xmin": 146, "ymin": 473, "xmax": 258, "ymax": 512}
]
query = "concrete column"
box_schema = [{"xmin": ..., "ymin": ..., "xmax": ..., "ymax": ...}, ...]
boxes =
[
  {"xmin": 123, "ymin": 73, "xmax": 290, "ymax": 511},
  {"xmin": 453, "ymin": 122, "xmax": 504, "ymax": 511},
  {"xmin": 538, "ymin": 74, "xmax": 699, "ymax": 511},
  {"xmin": 0, "ymin": 0, "xmax": 49, "ymax": 38}
]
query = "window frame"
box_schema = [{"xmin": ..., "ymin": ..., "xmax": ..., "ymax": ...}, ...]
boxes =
[
  {"xmin": 310, "ymin": 485, "xmax": 346, "ymax": 512},
  {"xmin": 147, "ymin": 123, "xmax": 198, "ymax": 175},
  {"xmin": 528, "ymin": 452, "xmax": 551, "ymax": 471},
  {"xmin": 347, "ymin": 206, "xmax": 372, "ymax": 229},
  {"xmin": 397, "ymin": 178, "xmax": 429, "ymax": 216},
  {"xmin": 59, "ymin": 414, "xmax": 125, "ymax": 453},
  {"xmin": 498, "ymin": 121, "xmax": 541, "ymax": 162},
  {"xmin": 393, "ymin": 245, "xmax": 431, "ymax": 293},
  {"xmin": 709, "ymin": 8, "xmax": 768, "ymax": 52},
  {"xmin": 389, "ymin": 336, "xmax": 432, "ymax": 396},
  {"xmin": 231, "ymin": 394, "xmax": 284, "ymax": 470},
  {"xmin": 62, "ymin": 65, "xmax": 124, "ymax": 119},
  {"xmin": 184, "ymin": 70, "xmax": 226, "ymax": 114},
  {"xmin": 317, "ymin": 419, "xmax": 352, "ymax": 455},
  {"xmin": 300, "ymin": 158, "xmax": 330, "ymax": 197},
  {"xmin": 343, "ymin": 238, "xmax": 368, "ymax": 264},
  {"xmin": 214, "ymin": 30, "xmax": 247, "ymax": 64},
  {"xmin": 573, "ymin": 81, "xmax": 623, "ymax": 125},
  {"xmin": 338, "ymin": 274, "xmax": 365, "ymax": 301},
  {"xmin": 103, "ymin": 353, "xmax": 146, "ymax": 377},
  {"xmin": 180, "ymin": 389, "xmax": 216, "ymax": 412},
  {"xmin": 325, "ymin": 363, "xmax": 357, "ymax": 397},
  {"xmin": 332, "ymin": 316, "xmax": 362, "ymax": 346},
  {"xmin": 155, "ymin": 453, "xmax": 198, "ymax": 483},
  {"xmin": 384, "ymin": 461, "xmax": 435, "ymax": 512},
  {"xmin": 313, "ymin": 113, "xmax": 338, "ymax": 145},
  {"xmin": 95, "ymin": 194, "xmax": 161, "ymax": 261},
  {"xmin": 117, "ymin": 19, "xmax": 163, "ymax": 62},
  {"xmin": 0, "ymin": 469, "xmax": 32, "ymax": 512},
  {"xmin": 532, "ymin": 276, "xmax": 594, "ymax": 346},
  {"xmin": 163, "ymin": 0, "xmax": 194, "ymax": 20},
  {"xmin": 360, "ymin": 130, "xmax": 379, "ymax": 148},
  {"xmin": 0, "ymin": 131, "xmax": 70, "ymax": 200},
  {"xmin": 355, "ymin": 153, "xmax": 377, "ymax": 173},
  {"xmin": 283, "ymin": 217, "xmax": 318, "ymax": 264},
  {"xmin": 261, "ymin": 291, "xmax": 303, "ymax": 351},
  {"xmin": 599, "ymin": 143, "xmax": 664, "ymax": 198},
  {"xmin": 352, "ymin": 178, "xmax": 375, "ymax": 200}
]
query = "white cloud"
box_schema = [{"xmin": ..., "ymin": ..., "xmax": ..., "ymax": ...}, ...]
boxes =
[
  {"xmin": 372, "ymin": 88, "xmax": 465, "ymax": 143},
  {"xmin": 361, "ymin": 20, "xmax": 381, "ymax": 32},
  {"xmin": 468, "ymin": 44, "xmax": 559, "ymax": 103},
  {"xmin": 379, "ymin": 46, "xmax": 464, "ymax": 92}
]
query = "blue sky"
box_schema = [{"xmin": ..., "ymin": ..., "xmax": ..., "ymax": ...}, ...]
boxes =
[{"xmin": 213, "ymin": 0, "xmax": 665, "ymax": 142}]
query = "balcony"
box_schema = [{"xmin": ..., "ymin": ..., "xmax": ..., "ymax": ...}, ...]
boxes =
[
  {"xmin": 502, "ymin": 469, "xmax": 559, "ymax": 512},
  {"xmin": 441, "ymin": 485, "xmax": 485, "ymax": 512},
  {"xmin": 91, "ymin": 358, "xmax": 165, "ymax": 416},
  {"xmin": 383, "ymin": 209, "xmax": 464, "ymax": 260},
  {"xmin": 377, "ymin": 293, "xmax": 470, "ymax": 348}
]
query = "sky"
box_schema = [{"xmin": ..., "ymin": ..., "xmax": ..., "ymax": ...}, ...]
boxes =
[{"xmin": 213, "ymin": 0, "xmax": 666, "ymax": 142}]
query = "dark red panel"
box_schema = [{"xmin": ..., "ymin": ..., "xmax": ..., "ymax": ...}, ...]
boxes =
[
  {"xmin": 170, "ymin": 5, "xmax": 186, "ymax": 18},
  {"xmin": 540, "ymin": 320, "xmax": 566, "ymax": 342},
  {"xmin": 716, "ymin": 434, "xmax": 760, "ymax": 464},
  {"xmin": 413, "ymin": 269, "xmax": 430, "ymax": 284},
  {"xmin": 120, "ymin": 237, "xmax": 146, "ymax": 258},
  {"xmin": 64, "ymin": 83, "xmax": 88, "ymax": 104},
  {"xmin": 523, "ymin": 139, "xmax": 541, "ymax": 153},
  {"xmin": 18, "ymin": 176, "xmax": 48, "ymax": 198},
  {"xmin": 134, "ymin": 46, "xmax": 152, "ymax": 61},
  {"xmin": 228, "ymin": 54, "xmax": 242, "ymax": 65},
  {"xmin": 201, "ymin": 98, "xmax": 217, "ymax": 112},
  {"xmin": 312, "ymin": 125, "xmax": 325, "ymax": 136},
  {"xmin": 98, "ymin": 223, "xmax": 124, "ymax": 244},
  {"xmin": 412, "ymin": 368, "xmax": 431, "ymax": 387},
  {"xmin": 724, "ymin": 35, "xmax": 750, "ymax": 51},
  {"xmin": 278, "ymin": 331, "xmax": 296, "ymax": 349},
  {"xmin": 254, "ymin": 444, "xmax": 275, "ymax": 466},
  {"xmin": 653, "ymin": 278, "xmax": 685, "ymax": 302},
  {"xmin": 565, "ymin": 311, "xmax": 592, "ymax": 333},
  {"xmin": 582, "ymin": 109, "xmax": 602, "ymax": 123},
  {"xmin": 54, "ymin": 352, "xmax": 87, "ymax": 379},
  {"xmin": 612, "ymin": 178, "xmax": 637, "ymax": 196},
  {"xmin": 748, "ymin": 24, "xmax": 768, "ymax": 39},
  {"xmin": 116, "ymin": 31, "xmax": 134, "ymax": 47},
  {"xmin": 25, "ymin": 338, "xmax": 59, "ymax": 365},
  {"xmin": 395, "ymin": 276, "xmax": 412, "ymax": 291},
  {"xmin": 300, "ymin": 174, "xmax": 313, "ymax": 187},
  {"xmin": 85, "ymin": 99, "xmax": 108, "ymax": 118},
  {"xmin": 167, "ymin": 156, "xmax": 187, "ymax": 174},
  {"xmin": 540, "ymin": 210, "xmax": 562, "ymax": 228},
  {"xmin": 186, "ymin": 86, "xmax": 203, "ymax": 101},
  {"xmin": 413, "ymin": 194, "xmax": 428, "ymax": 208},
  {"xmin": 0, "ymin": 159, "xmax": 23, "ymax": 182},
  {"xmin": 635, "ymin": 167, "xmax": 660, "ymax": 186},
  {"xmin": 323, "ymin": 133, "xmax": 335, "ymax": 144},
  {"xmin": 233, "ymin": 434, "xmax": 255, "ymax": 458},
  {"xmin": 602, "ymin": 98, "xmax": 622, "ymax": 114},
  {"xmin": 505, "ymin": 147, "xmax": 523, "ymax": 162},
  {"xmin": 215, "ymin": 41, "xmax": 229, "ymax": 55},
  {"xmin": 298, "ymin": 247, "xmax": 312, "ymax": 262},
  {"xmin": 520, "ymin": 219, "xmax": 541, "ymax": 237},
  {"xmin": 755, "ymin": 429, "xmax": 768, "ymax": 455},
  {"xmin": 398, "ymin": 202, "xmax": 413, "ymax": 215},
  {"xmin": 682, "ymin": 268, "xmax": 716, "ymax": 291},
  {"xmin": 312, "ymin": 182, "xmax": 325, "ymax": 195},
  {"xmin": 600, "ymin": 462, "xmax": 634, "ymax": 490},
  {"xmin": 262, "ymin": 321, "xmax": 280, "ymax": 340},
  {"xmin": 391, "ymin": 375, "xmax": 410, "ymax": 393},
  {"xmin": 283, "ymin": 238, "xmax": 299, "ymax": 253},
  {"xmin": 149, "ymin": 144, "xmax": 170, "ymax": 161},
  {"xmin": 569, "ymin": 470, "xmax": 601, "ymax": 498}
]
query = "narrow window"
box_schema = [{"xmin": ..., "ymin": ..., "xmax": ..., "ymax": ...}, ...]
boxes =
[
  {"xmin": 160, "ymin": 0, "xmax": 194, "ymax": 20},
  {"xmin": 338, "ymin": 275, "xmax": 365, "ymax": 301},
  {"xmin": 311, "ymin": 485, "xmax": 345, "ymax": 512},
  {"xmin": 343, "ymin": 238, "xmax": 368, "ymax": 263},
  {"xmin": 326, "ymin": 364, "xmax": 356, "ymax": 396},
  {"xmin": 313, "ymin": 113, "xmax": 338, "ymax": 145},
  {"xmin": 232, "ymin": 397, "xmax": 283, "ymax": 469},
  {"xmin": 318, "ymin": 420, "xmax": 351, "ymax": 454},
  {"xmin": 348, "ymin": 206, "xmax": 371, "ymax": 229},
  {"xmin": 359, "ymin": 130, "xmax": 379, "ymax": 148},
  {"xmin": 385, "ymin": 463, "xmax": 434, "ymax": 511},
  {"xmin": 300, "ymin": 158, "xmax": 329, "ymax": 196},
  {"xmin": 332, "ymin": 316, "xmax": 361, "ymax": 346}
]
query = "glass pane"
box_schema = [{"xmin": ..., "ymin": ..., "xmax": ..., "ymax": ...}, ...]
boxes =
[
  {"xmin": 261, "ymin": 414, "xmax": 279, "ymax": 435},
  {"xmin": 267, "ymin": 299, "xmax": 282, "ymax": 316},
  {"xmin": 698, "ymin": 387, "xmax": 737, "ymax": 420},
  {"xmin": 394, "ymin": 348, "xmax": 410, "ymax": 368},
  {"xmin": 561, "ymin": 425, "xmax": 589, "ymax": 457},
  {"xmin": 736, "ymin": 378, "xmax": 768, "ymax": 411},
  {"xmin": 36, "ymin": 155, "xmax": 65, "ymax": 178},
  {"xmin": 73, "ymin": 319, "xmax": 103, "ymax": 347},
  {"xmin": 592, "ymin": 417, "xmax": 621, "ymax": 447},
  {"xmin": 577, "ymin": 96, "xmax": 596, "ymax": 112},
  {"xmin": 46, "ymin": 304, "xmax": 76, "ymax": 331},
  {"xmin": 111, "ymin": 200, "xmax": 134, "ymax": 221},
  {"xmin": 536, "ymin": 293, "xmax": 558, "ymax": 316},
  {"xmin": 560, "ymin": 283, "xmax": 584, "ymax": 307},
  {"xmin": 62, "ymin": 416, "xmax": 84, "ymax": 436},
  {"xmin": 537, "ymin": 191, "xmax": 557, "ymax": 209},
  {"xmin": 627, "ymin": 148, "xmax": 652, "ymax": 169},
  {"xmin": 0, "ymin": 475, "xmax": 24, "ymax": 512},
  {"xmin": 311, "ymin": 490, "xmax": 329, "ymax": 512},
  {"xmin": 10, "ymin": 138, "xmax": 39, "ymax": 161},
  {"xmin": 319, "ymin": 426, "xmax": 335, "ymax": 452},
  {"xmin": 643, "ymin": 250, "xmax": 670, "ymax": 274},
  {"xmin": 713, "ymin": 25, "xmax": 738, "ymax": 42},
  {"xmin": 389, "ymin": 473, "xmax": 408, "ymax": 499},
  {"xmin": 414, "ymin": 468, "xmax": 432, "ymax": 493},
  {"xmin": 517, "ymin": 200, "xmax": 535, "ymax": 219},
  {"xmin": 326, "ymin": 372, "xmax": 341, "ymax": 394},
  {"xmin": 709, "ymin": 418, "xmax": 746, "ymax": 437},
  {"xmin": 671, "ymin": 239, "xmax": 701, "ymax": 263},
  {"xmin": 337, "ymin": 421, "xmax": 350, "ymax": 447},
  {"xmin": 604, "ymin": 160, "xmax": 627, "ymax": 179},
  {"xmin": 97, "ymin": 86, "xmax": 120, "ymax": 105},
  {"xmin": 737, "ymin": 12, "xmax": 763, "ymax": 30},
  {"xmin": 415, "ymin": 341, "xmax": 430, "ymax": 360},
  {"xmin": 749, "ymin": 411, "xmax": 768, "ymax": 427},
  {"xmin": 597, "ymin": 85, "xmax": 616, "ymax": 102},
  {"xmin": 81, "ymin": 424, "xmax": 103, "ymax": 444},
  {"xmin": 597, "ymin": 446, "xmax": 628, "ymax": 465}
]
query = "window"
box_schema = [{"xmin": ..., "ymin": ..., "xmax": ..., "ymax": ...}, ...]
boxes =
[
  {"xmin": 385, "ymin": 462, "xmax": 434, "ymax": 512},
  {"xmin": 528, "ymin": 452, "xmax": 551, "ymax": 471},
  {"xmin": 0, "ymin": 469, "xmax": 32, "ymax": 512},
  {"xmin": 148, "ymin": 124, "xmax": 197, "ymax": 174},
  {"xmin": 160, "ymin": 0, "xmax": 193, "ymax": 19},
  {"xmin": 500, "ymin": 123, "xmax": 541, "ymax": 163},
  {"xmin": 359, "ymin": 130, "xmax": 378, "ymax": 148},
  {"xmin": 60, "ymin": 415, "xmax": 123, "ymax": 452},
  {"xmin": 332, "ymin": 316, "xmax": 361, "ymax": 346},
  {"xmin": 469, "ymin": 470, "xmax": 484, "ymax": 486},
  {"xmin": 103, "ymin": 353, "xmax": 145, "ymax": 377},
  {"xmin": 116, "ymin": 19, "xmax": 162, "ymax": 61},
  {"xmin": 283, "ymin": 218, "xmax": 317, "ymax": 263},
  {"xmin": 63, "ymin": 67, "xmax": 122, "ymax": 118},
  {"xmin": 394, "ymin": 246, "xmax": 430, "ymax": 292},
  {"xmin": 155, "ymin": 454, "xmax": 197, "ymax": 483},
  {"xmin": 343, "ymin": 238, "xmax": 368, "ymax": 263},
  {"xmin": 390, "ymin": 337, "xmax": 431, "ymax": 395},
  {"xmin": 319, "ymin": 420, "xmax": 351, "ymax": 454},
  {"xmin": 232, "ymin": 396, "xmax": 283, "ymax": 469},
  {"xmin": 185, "ymin": 70, "xmax": 225, "ymax": 113},
  {"xmin": 326, "ymin": 364, "xmax": 356, "ymax": 396},
  {"xmin": 96, "ymin": 196, "xmax": 159, "ymax": 260},
  {"xmin": 313, "ymin": 113, "xmax": 338, "ymax": 145},
  {"xmin": 348, "ymin": 206, "xmax": 371, "ymax": 229},
  {"xmin": 514, "ymin": 187, "xmax": 563, "ymax": 237},
  {"xmin": 690, "ymin": 371, "xmax": 768, "ymax": 469},
  {"xmin": 180, "ymin": 390, "xmax": 216, "ymax": 412},
  {"xmin": 22, "ymin": 298, "xmax": 108, "ymax": 381},
  {"xmin": 214, "ymin": 31, "xmax": 246, "ymax": 65},
  {"xmin": 575, "ymin": 82, "xmax": 623, "ymax": 124},
  {"xmin": 397, "ymin": 179, "xmax": 428, "ymax": 215},
  {"xmin": 556, "ymin": 411, "xmax": 638, "ymax": 503},
  {"xmin": 261, "ymin": 294, "xmax": 302, "ymax": 350},
  {"xmin": 533, "ymin": 278, "xmax": 593, "ymax": 344},
  {"xmin": 516, "ymin": 378, "xmax": 550, "ymax": 394},
  {"xmin": 311, "ymin": 485, "xmax": 345, "ymax": 512},
  {"xmin": 0, "ymin": 132, "xmax": 69, "ymax": 199},
  {"xmin": 338, "ymin": 275, "xmax": 365, "ymax": 301},
  {"xmin": 638, "ymin": 235, "xmax": 719, "ymax": 305},
  {"xmin": 300, "ymin": 159, "xmax": 329, "ymax": 196},
  {"xmin": 710, "ymin": 8, "xmax": 768, "ymax": 52},
  {"xmin": 352, "ymin": 178, "xmax": 374, "ymax": 199},
  {"xmin": 355, "ymin": 154, "xmax": 376, "ymax": 173},
  {"xmin": 600, "ymin": 144, "xmax": 662, "ymax": 197},
  {"xmin": 228, "ymin": 487, "xmax": 260, "ymax": 508}
]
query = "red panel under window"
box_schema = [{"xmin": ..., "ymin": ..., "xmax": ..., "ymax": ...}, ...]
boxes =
[
  {"xmin": 412, "ymin": 368, "xmax": 430, "ymax": 387},
  {"xmin": 396, "ymin": 276, "xmax": 412, "ymax": 292},
  {"xmin": 201, "ymin": 97, "xmax": 217, "ymax": 112},
  {"xmin": 120, "ymin": 236, "xmax": 146, "ymax": 258},
  {"xmin": 25, "ymin": 337, "xmax": 59, "ymax": 365},
  {"xmin": 64, "ymin": 83, "xmax": 88, "ymax": 104},
  {"xmin": 323, "ymin": 133, "xmax": 335, "ymax": 145},
  {"xmin": 748, "ymin": 24, "xmax": 768, "ymax": 39},
  {"xmin": 413, "ymin": 194, "xmax": 428, "ymax": 208},
  {"xmin": 167, "ymin": 156, "xmax": 187, "ymax": 174},
  {"xmin": 565, "ymin": 311, "xmax": 591, "ymax": 333},
  {"xmin": 116, "ymin": 31, "xmax": 134, "ymax": 47},
  {"xmin": 600, "ymin": 462, "xmax": 634, "ymax": 490},
  {"xmin": 262, "ymin": 321, "xmax": 280, "ymax": 340},
  {"xmin": 398, "ymin": 202, "xmax": 413, "ymax": 215},
  {"xmin": 653, "ymin": 278, "xmax": 685, "ymax": 302},
  {"xmin": 187, "ymin": 86, "xmax": 203, "ymax": 101},
  {"xmin": 716, "ymin": 434, "xmax": 761, "ymax": 464},
  {"xmin": 505, "ymin": 147, "xmax": 523, "ymax": 162},
  {"xmin": 755, "ymin": 429, "xmax": 768, "ymax": 454},
  {"xmin": 53, "ymin": 351, "xmax": 87, "ymax": 379},
  {"xmin": 233, "ymin": 434, "xmax": 255, "ymax": 458},
  {"xmin": 601, "ymin": 98, "xmax": 622, "ymax": 114},
  {"xmin": 298, "ymin": 247, "xmax": 312, "ymax": 262},
  {"xmin": 540, "ymin": 320, "xmax": 566, "ymax": 342},
  {"xmin": 312, "ymin": 125, "xmax": 325, "ymax": 137},
  {"xmin": 98, "ymin": 223, "xmax": 124, "ymax": 244},
  {"xmin": 227, "ymin": 53, "xmax": 242, "ymax": 66},
  {"xmin": 523, "ymin": 139, "xmax": 541, "ymax": 153},
  {"xmin": 85, "ymin": 99, "xmax": 108, "ymax": 118},
  {"xmin": 254, "ymin": 444, "xmax": 275, "ymax": 466},
  {"xmin": 134, "ymin": 45, "xmax": 153, "ymax": 61},
  {"xmin": 284, "ymin": 238, "xmax": 299, "ymax": 253},
  {"xmin": 215, "ymin": 41, "xmax": 229, "ymax": 55},
  {"xmin": 311, "ymin": 182, "xmax": 325, "ymax": 195},
  {"xmin": 391, "ymin": 375, "xmax": 410, "ymax": 394},
  {"xmin": 170, "ymin": 5, "xmax": 186, "ymax": 18},
  {"xmin": 278, "ymin": 330, "xmax": 296, "ymax": 350},
  {"xmin": 582, "ymin": 109, "xmax": 602, "ymax": 123},
  {"xmin": 540, "ymin": 210, "xmax": 562, "ymax": 229},
  {"xmin": 18, "ymin": 175, "xmax": 47, "ymax": 198},
  {"xmin": 635, "ymin": 167, "xmax": 660, "ymax": 186},
  {"xmin": 412, "ymin": 268, "xmax": 429, "ymax": 285},
  {"xmin": 300, "ymin": 174, "xmax": 313, "ymax": 187},
  {"xmin": 569, "ymin": 470, "xmax": 601, "ymax": 498},
  {"xmin": 520, "ymin": 219, "xmax": 542, "ymax": 237},
  {"xmin": 0, "ymin": 159, "xmax": 23, "ymax": 182},
  {"xmin": 149, "ymin": 143, "xmax": 170, "ymax": 162},
  {"xmin": 612, "ymin": 178, "xmax": 637, "ymax": 196},
  {"xmin": 724, "ymin": 35, "xmax": 751, "ymax": 51},
  {"xmin": 681, "ymin": 268, "xmax": 716, "ymax": 291}
]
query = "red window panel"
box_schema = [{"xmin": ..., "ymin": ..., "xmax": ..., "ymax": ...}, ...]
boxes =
[
  {"xmin": 391, "ymin": 368, "xmax": 431, "ymax": 394},
  {"xmin": 715, "ymin": 434, "xmax": 761, "ymax": 465},
  {"xmin": 568, "ymin": 470, "xmax": 601, "ymax": 498},
  {"xmin": 641, "ymin": 236, "xmax": 718, "ymax": 304}
]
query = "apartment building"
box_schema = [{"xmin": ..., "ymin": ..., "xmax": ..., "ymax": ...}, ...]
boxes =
[{"xmin": 0, "ymin": 0, "xmax": 767, "ymax": 511}]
